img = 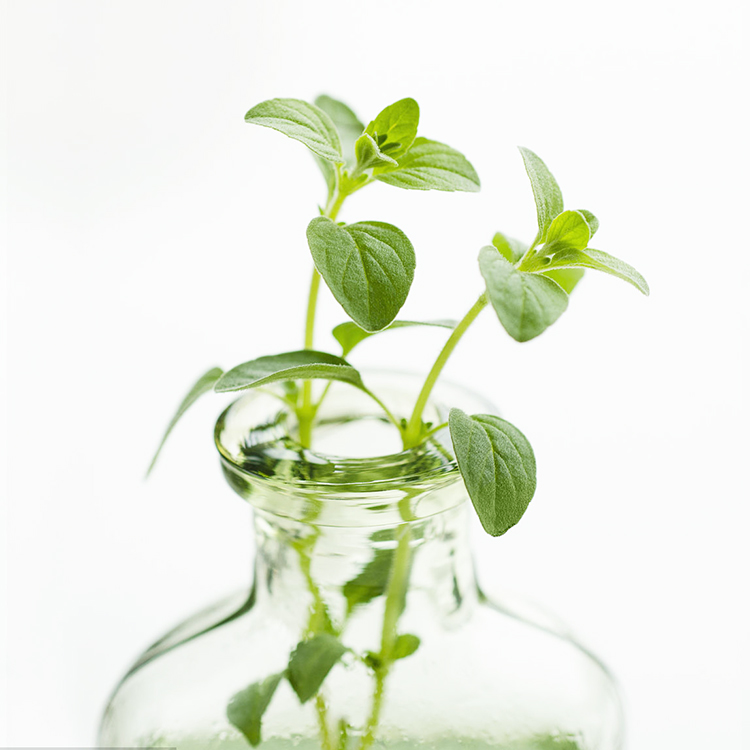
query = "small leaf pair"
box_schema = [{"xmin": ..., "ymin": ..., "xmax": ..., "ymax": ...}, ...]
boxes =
[
  {"xmin": 245, "ymin": 96, "xmax": 480, "ymax": 195},
  {"xmin": 360, "ymin": 97, "xmax": 479, "ymax": 192},
  {"xmin": 480, "ymin": 148, "xmax": 649, "ymax": 342},
  {"xmin": 227, "ymin": 633, "xmax": 346, "ymax": 746}
]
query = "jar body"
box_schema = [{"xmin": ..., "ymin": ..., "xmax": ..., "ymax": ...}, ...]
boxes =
[{"xmin": 100, "ymin": 382, "xmax": 623, "ymax": 749}]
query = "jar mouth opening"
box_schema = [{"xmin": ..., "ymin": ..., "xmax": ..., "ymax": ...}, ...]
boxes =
[
  {"xmin": 215, "ymin": 387, "xmax": 457, "ymax": 491},
  {"xmin": 213, "ymin": 372, "xmax": 497, "ymax": 524}
]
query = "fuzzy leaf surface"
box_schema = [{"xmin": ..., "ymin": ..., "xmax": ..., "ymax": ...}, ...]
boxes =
[
  {"xmin": 287, "ymin": 634, "xmax": 347, "ymax": 703},
  {"xmin": 375, "ymin": 138, "xmax": 480, "ymax": 192},
  {"xmin": 226, "ymin": 672, "xmax": 284, "ymax": 747},
  {"xmin": 245, "ymin": 98, "xmax": 343, "ymax": 163},
  {"xmin": 544, "ymin": 210, "xmax": 591, "ymax": 250},
  {"xmin": 518, "ymin": 147, "xmax": 564, "ymax": 241},
  {"xmin": 479, "ymin": 246, "xmax": 568, "ymax": 342},
  {"xmin": 307, "ymin": 217, "xmax": 416, "ymax": 332},
  {"xmin": 577, "ymin": 208, "xmax": 599, "ymax": 236},
  {"xmin": 524, "ymin": 246, "xmax": 649, "ymax": 295},
  {"xmin": 147, "ymin": 367, "xmax": 223, "ymax": 476},
  {"xmin": 492, "ymin": 231, "xmax": 527, "ymax": 263},
  {"xmin": 332, "ymin": 319, "xmax": 457, "ymax": 356},
  {"xmin": 541, "ymin": 268, "xmax": 585, "ymax": 294},
  {"xmin": 365, "ymin": 98, "xmax": 419, "ymax": 160},
  {"xmin": 354, "ymin": 133, "xmax": 398, "ymax": 171},
  {"xmin": 314, "ymin": 94, "xmax": 364, "ymax": 165},
  {"xmin": 215, "ymin": 351, "xmax": 364, "ymax": 393},
  {"xmin": 449, "ymin": 409, "xmax": 536, "ymax": 536}
]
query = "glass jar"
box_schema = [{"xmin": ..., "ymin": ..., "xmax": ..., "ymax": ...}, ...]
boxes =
[{"xmin": 99, "ymin": 375, "xmax": 624, "ymax": 750}]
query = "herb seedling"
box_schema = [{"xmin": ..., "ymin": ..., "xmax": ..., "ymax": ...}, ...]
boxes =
[{"xmin": 148, "ymin": 95, "xmax": 648, "ymax": 748}]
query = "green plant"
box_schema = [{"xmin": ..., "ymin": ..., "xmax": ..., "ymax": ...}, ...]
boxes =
[{"xmin": 147, "ymin": 94, "xmax": 648, "ymax": 748}]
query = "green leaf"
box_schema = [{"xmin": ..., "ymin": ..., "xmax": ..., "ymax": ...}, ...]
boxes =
[
  {"xmin": 287, "ymin": 634, "xmax": 347, "ymax": 703},
  {"xmin": 214, "ymin": 351, "xmax": 365, "ymax": 393},
  {"xmin": 544, "ymin": 210, "xmax": 591, "ymax": 250},
  {"xmin": 364, "ymin": 97, "xmax": 419, "ymax": 161},
  {"xmin": 354, "ymin": 133, "xmax": 397, "ymax": 172},
  {"xmin": 147, "ymin": 367, "xmax": 223, "ymax": 477},
  {"xmin": 314, "ymin": 94, "xmax": 364, "ymax": 166},
  {"xmin": 306, "ymin": 217, "xmax": 416, "ymax": 332},
  {"xmin": 392, "ymin": 633, "xmax": 421, "ymax": 660},
  {"xmin": 526, "ymin": 246, "xmax": 649, "ymax": 295},
  {"xmin": 479, "ymin": 246, "xmax": 568, "ymax": 342},
  {"xmin": 226, "ymin": 672, "xmax": 284, "ymax": 747},
  {"xmin": 577, "ymin": 208, "xmax": 599, "ymax": 236},
  {"xmin": 313, "ymin": 95, "xmax": 364, "ymax": 191},
  {"xmin": 449, "ymin": 409, "xmax": 536, "ymax": 537},
  {"xmin": 375, "ymin": 138, "xmax": 480, "ymax": 192},
  {"xmin": 518, "ymin": 147, "xmax": 564, "ymax": 242},
  {"xmin": 332, "ymin": 319, "xmax": 457, "ymax": 357},
  {"xmin": 245, "ymin": 98, "xmax": 343, "ymax": 164},
  {"xmin": 343, "ymin": 548, "xmax": 394, "ymax": 613},
  {"xmin": 492, "ymin": 231, "xmax": 527, "ymax": 264},
  {"xmin": 541, "ymin": 268, "xmax": 585, "ymax": 294}
]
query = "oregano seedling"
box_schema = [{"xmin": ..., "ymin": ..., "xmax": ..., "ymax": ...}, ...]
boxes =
[{"xmin": 147, "ymin": 94, "xmax": 649, "ymax": 748}]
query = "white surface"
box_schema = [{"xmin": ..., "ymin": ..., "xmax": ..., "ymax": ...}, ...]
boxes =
[{"xmin": 3, "ymin": 0, "xmax": 749, "ymax": 747}]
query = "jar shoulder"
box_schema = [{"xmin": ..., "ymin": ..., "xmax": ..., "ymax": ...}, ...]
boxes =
[{"xmin": 101, "ymin": 586, "xmax": 622, "ymax": 749}]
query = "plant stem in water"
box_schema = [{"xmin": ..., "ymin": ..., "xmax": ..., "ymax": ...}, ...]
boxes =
[{"xmin": 358, "ymin": 525, "xmax": 413, "ymax": 750}]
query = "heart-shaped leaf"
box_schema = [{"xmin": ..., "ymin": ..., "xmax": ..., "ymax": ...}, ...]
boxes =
[
  {"xmin": 287, "ymin": 634, "xmax": 347, "ymax": 703},
  {"xmin": 226, "ymin": 672, "xmax": 284, "ymax": 747},
  {"xmin": 245, "ymin": 98, "xmax": 343, "ymax": 164},
  {"xmin": 332, "ymin": 319, "xmax": 457, "ymax": 356},
  {"xmin": 479, "ymin": 246, "xmax": 568, "ymax": 342},
  {"xmin": 375, "ymin": 138, "xmax": 480, "ymax": 192},
  {"xmin": 518, "ymin": 147, "xmax": 564, "ymax": 242},
  {"xmin": 449, "ymin": 409, "xmax": 536, "ymax": 537},
  {"xmin": 214, "ymin": 351, "xmax": 364, "ymax": 393},
  {"xmin": 307, "ymin": 217, "xmax": 416, "ymax": 332},
  {"xmin": 365, "ymin": 98, "xmax": 419, "ymax": 161},
  {"xmin": 147, "ymin": 367, "xmax": 223, "ymax": 476}
]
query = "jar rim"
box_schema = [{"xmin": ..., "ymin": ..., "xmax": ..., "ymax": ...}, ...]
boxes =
[{"xmin": 213, "ymin": 372, "xmax": 497, "ymax": 525}]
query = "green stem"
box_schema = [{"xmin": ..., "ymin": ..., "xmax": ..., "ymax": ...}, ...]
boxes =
[
  {"xmin": 315, "ymin": 693, "xmax": 335, "ymax": 750},
  {"xmin": 299, "ymin": 268, "xmax": 322, "ymax": 447},
  {"xmin": 359, "ymin": 669, "xmax": 386, "ymax": 750},
  {"xmin": 357, "ymin": 526, "xmax": 413, "ymax": 750},
  {"xmin": 362, "ymin": 388, "xmax": 403, "ymax": 434},
  {"xmin": 304, "ymin": 270, "xmax": 322, "ymax": 351},
  {"xmin": 402, "ymin": 293, "xmax": 488, "ymax": 448},
  {"xmin": 293, "ymin": 535, "xmax": 336, "ymax": 750},
  {"xmin": 299, "ymin": 168, "xmax": 351, "ymax": 448},
  {"xmin": 379, "ymin": 527, "xmax": 412, "ymax": 658}
]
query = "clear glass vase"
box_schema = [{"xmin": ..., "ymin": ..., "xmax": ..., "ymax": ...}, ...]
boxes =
[{"xmin": 99, "ymin": 375, "xmax": 624, "ymax": 750}]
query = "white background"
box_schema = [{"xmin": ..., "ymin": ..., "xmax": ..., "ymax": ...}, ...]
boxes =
[{"xmin": 2, "ymin": 0, "xmax": 749, "ymax": 747}]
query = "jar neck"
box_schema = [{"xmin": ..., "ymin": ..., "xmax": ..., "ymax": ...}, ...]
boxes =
[{"xmin": 250, "ymin": 501, "xmax": 478, "ymax": 629}]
